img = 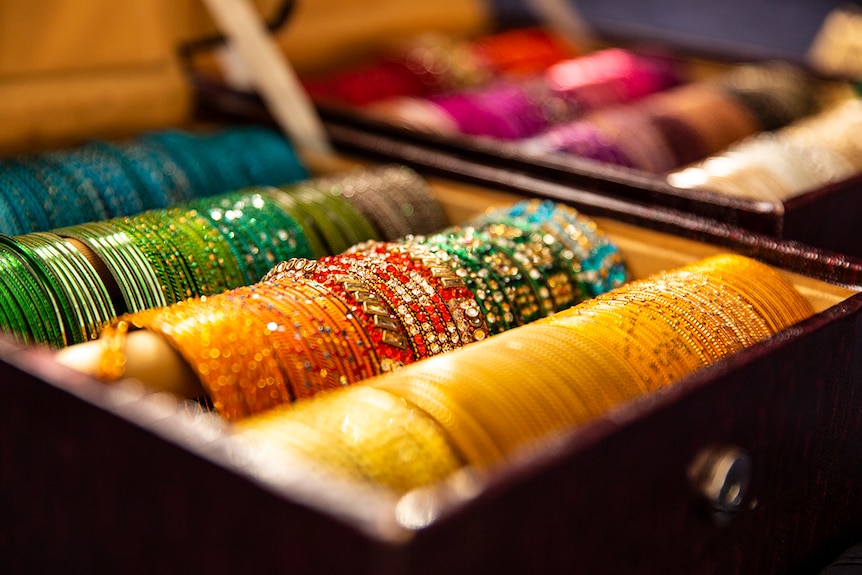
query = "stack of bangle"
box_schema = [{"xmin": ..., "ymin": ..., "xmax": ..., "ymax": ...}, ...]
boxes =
[
  {"xmin": 366, "ymin": 48, "xmax": 680, "ymax": 140},
  {"xmin": 528, "ymin": 61, "xmax": 815, "ymax": 173},
  {"xmin": 93, "ymin": 199, "xmax": 626, "ymax": 423},
  {"xmin": 0, "ymin": 167, "xmax": 448, "ymax": 347},
  {"xmin": 413, "ymin": 199, "xmax": 627, "ymax": 334},
  {"xmin": 0, "ymin": 126, "xmax": 308, "ymax": 236},
  {"xmin": 302, "ymin": 27, "xmax": 576, "ymax": 107},
  {"xmin": 667, "ymin": 97, "xmax": 862, "ymax": 202},
  {"xmin": 233, "ymin": 254, "xmax": 814, "ymax": 493}
]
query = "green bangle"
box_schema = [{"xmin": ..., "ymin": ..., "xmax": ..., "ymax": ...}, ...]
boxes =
[
  {"xmin": 0, "ymin": 242, "xmax": 67, "ymax": 346},
  {"xmin": 0, "ymin": 248, "xmax": 35, "ymax": 343},
  {"xmin": 295, "ymin": 185, "xmax": 379, "ymax": 248},
  {"xmin": 112, "ymin": 215, "xmax": 196, "ymax": 304},
  {"xmin": 11, "ymin": 233, "xmax": 115, "ymax": 343},
  {"xmin": 167, "ymin": 207, "xmax": 247, "ymax": 295},
  {"xmin": 418, "ymin": 232, "xmax": 516, "ymax": 335},
  {"xmin": 259, "ymin": 188, "xmax": 329, "ymax": 258},
  {"xmin": 58, "ymin": 222, "xmax": 168, "ymax": 312},
  {"xmin": 279, "ymin": 185, "xmax": 351, "ymax": 254}
]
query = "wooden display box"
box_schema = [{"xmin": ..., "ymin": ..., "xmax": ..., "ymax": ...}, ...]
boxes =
[
  {"xmin": 190, "ymin": 2, "xmax": 862, "ymax": 258},
  {"xmin": 3, "ymin": 173, "xmax": 862, "ymax": 574}
]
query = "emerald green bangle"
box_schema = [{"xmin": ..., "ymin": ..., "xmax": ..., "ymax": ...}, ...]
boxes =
[
  {"xmin": 11, "ymin": 233, "xmax": 115, "ymax": 343},
  {"xmin": 57, "ymin": 222, "xmax": 168, "ymax": 313},
  {"xmin": 259, "ymin": 188, "xmax": 329, "ymax": 258},
  {"xmin": 0, "ymin": 248, "xmax": 35, "ymax": 344},
  {"xmin": 112, "ymin": 215, "xmax": 196, "ymax": 304},
  {"xmin": 294, "ymin": 185, "xmax": 379, "ymax": 247},
  {"xmin": 418, "ymin": 232, "xmax": 517, "ymax": 334},
  {"xmin": 0, "ymin": 242, "xmax": 66, "ymax": 346},
  {"xmin": 166, "ymin": 207, "xmax": 247, "ymax": 295}
]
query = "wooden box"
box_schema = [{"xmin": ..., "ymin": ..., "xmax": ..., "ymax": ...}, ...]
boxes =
[
  {"xmin": 3, "ymin": 174, "xmax": 862, "ymax": 573},
  {"xmin": 191, "ymin": 0, "xmax": 862, "ymax": 257},
  {"xmin": 4, "ymin": 2, "xmax": 862, "ymax": 573}
]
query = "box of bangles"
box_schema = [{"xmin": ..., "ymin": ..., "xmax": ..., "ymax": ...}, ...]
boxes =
[
  {"xmin": 2, "ymin": 127, "xmax": 862, "ymax": 573},
  {"xmin": 191, "ymin": 17, "xmax": 862, "ymax": 258}
]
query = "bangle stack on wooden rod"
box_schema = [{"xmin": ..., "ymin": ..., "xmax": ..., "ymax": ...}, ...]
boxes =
[
  {"xmin": 331, "ymin": 39, "xmax": 820, "ymax": 175},
  {"xmin": 667, "ymin": 97, "xmax": 862, "ymax": 202},
  {"xmin": 302, "ymin": 27, "xmax": 578, "ymax": 107},
  {"xmin": 0, "ymin": 165, "xmax": 448, "ymax": 347},
  {"xmin": 235, "ymin": 254, "xmax": 814, "ymax": 494},
  {"xmin": 0, "ymin": 126, "xmax": 308, "ymax": 236},
  {"xmin": 90, "ymin": 199, "xmax": 628, "ymax": 419}
]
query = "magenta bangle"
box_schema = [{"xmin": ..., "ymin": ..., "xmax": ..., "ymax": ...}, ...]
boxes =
[{"xmin": 431, "ymin": 82, "xmax": 551, "ymax": 140}]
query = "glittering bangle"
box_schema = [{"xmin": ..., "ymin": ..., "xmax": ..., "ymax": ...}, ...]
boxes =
[
  {"xmin": 382, "ymin": 241, "xmax": 488, "ymax": 345},
  {"xmin": 418, "ymin": 231, "xmax": 517, "ymax": 334},
  {"xmin": 337, "ymin": 244, "xmax": 462, "ymax": 358},
  {"xmin": 263, "ymin": 257, "xmax": 412, "ymax": 371},
  {"xmin": 96, "ymin": 320, "xmax": 129, "ymax": 382},
  {"xmin": 236, "ymin": 385, "xmax": 464, "ymax": 493}
]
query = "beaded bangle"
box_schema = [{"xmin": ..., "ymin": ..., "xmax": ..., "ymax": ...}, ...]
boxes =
[
  {"xmin": 265, "ymin": 257, "xmax": 413, "ymax": 370},
  {"xmin": 503, "ymin": 200, "xmax": 628, "ymax": 296},
  {"xmin": 379, "ymin": 241, "xmax": 488, "ymax": 345},
  {"xmin": 336, "ymin": 244, "xmax": 461, "ymax": 359},
  {"xmin": 417, "ymin": 231, "xmax": 517, "ymax": 334}
]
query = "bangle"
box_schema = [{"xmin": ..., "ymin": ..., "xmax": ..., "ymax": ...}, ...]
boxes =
[
  {"xmin": 96, "ymin": 320, "xmax": 129, "ymax": 382},
  {"xmin": 264, "ymin": 257, "xmax": 413, "ymax": 371},
  {"xmin": 236, "ymin": 385, "xmax": 464, "ymax": 493}
]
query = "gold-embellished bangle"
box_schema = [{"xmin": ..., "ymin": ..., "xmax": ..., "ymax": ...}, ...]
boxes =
[
  {"xmin": 264, "ymin": 257, "xmax": 414, "ymax": 371},
  {"xmin": 95, "ymin": 319, "xmax": 129, "ymax": 382},
  {"xmin": 281, "ymin": 279, "xmax": 380, "ymax": 385},
  {"xmin": 335, "ymin": 244, "xmax": 461, "ymax": 359},
  {"xmin": 685, "ymin": 254, "xmax": 814, "ymax": 331},
  {"xmin": 389, "ymin": 241, "xmax": 489, "ymax": 345},
  {"xmin": 236, "ymin": 385, "xmax": 465, "ymax": 493}
]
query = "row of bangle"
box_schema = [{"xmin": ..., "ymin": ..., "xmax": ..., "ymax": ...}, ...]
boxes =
[
  {"xmin": 668, "ymin": 97, "xmax": 862, "ymax": 202},
  {"xmin": 0, "ymin": 126, "xmax": 308, "ymax": 236},
  {"xmin": 0, "ymin": 166, "xmax": 447, "ymax": 347},
  {"xmin": 350, "ymin": 45, "xmax": 816, "ymax": 175},
  {"xmin": 234, "ymin": 254, "xmax": 814, "ymax": 494},
  {"xmin": 366, "ymin": 48, "xmax": 680, "ymax": 140},
  {"xmin": 97, "ymin": 199, "xmax": 627, "ymax": 420},
  {"xmin": 527, "ymin": 61, "xmax": 815, "ymax": 173},
  {"xmin": 303, "ymin": 27, "xmax": 576, "ymax": 107}
]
